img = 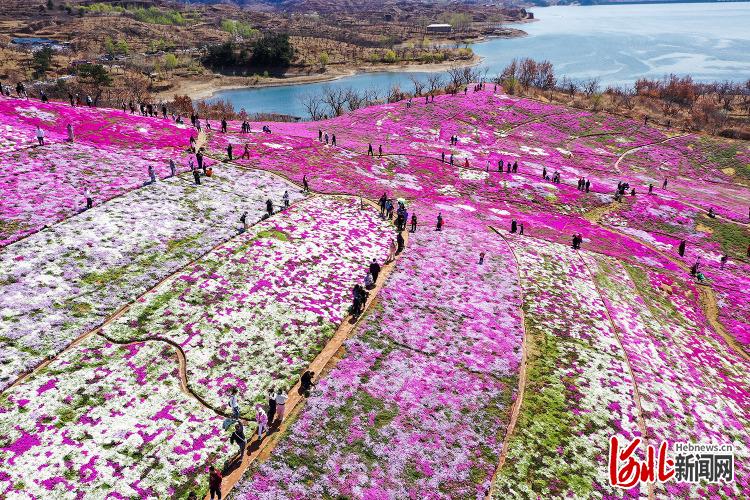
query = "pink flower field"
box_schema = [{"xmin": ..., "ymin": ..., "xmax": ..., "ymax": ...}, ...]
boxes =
[{"xmin": 0, "ymin": 87, "xmax": 748, "ymax": 499}]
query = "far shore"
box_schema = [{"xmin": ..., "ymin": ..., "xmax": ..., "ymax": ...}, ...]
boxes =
[
  {"xmin": 153, "ymin": 55, "xmax": 486, "ymax": 101},
  {"xmin": 153, "ymin": 26, "xmax": 530, "ymax": 101}
]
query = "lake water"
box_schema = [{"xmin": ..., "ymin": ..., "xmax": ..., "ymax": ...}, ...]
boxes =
[{"xmin": 211, "ymin": 2, "xmax": 750, "ymax": 117}]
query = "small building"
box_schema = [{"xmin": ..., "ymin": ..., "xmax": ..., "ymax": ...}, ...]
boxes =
[{"xmin": 426, "ymin": 24, "xmax": 452, "ymax": 35}]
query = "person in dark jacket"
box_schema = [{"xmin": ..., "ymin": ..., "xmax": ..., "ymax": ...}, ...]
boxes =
[
  {"xmin": 267, "ymin": 388, "xmax": 276, "ymax": 423},
  {"xmin": 369, "ymin": 259, "xmax": 381, "ymax": 283}
]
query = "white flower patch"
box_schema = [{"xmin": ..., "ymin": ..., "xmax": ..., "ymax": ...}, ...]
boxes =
[
  {"xmin": 520, "ymin": 145, "xmax": 549, "ymax": 156},
  {"xmin": 434, "ymin": 203, "xmax": 461, "ymax": 213},
  {"xmin": 498, "ymin": 150, "xmax": 520, "ymax": 158},
  {"xmin": 15, "ymin": 105, "xmax": 56, "ymax": 122},
  {"xmin": 454, "ymin": 204, "xmax": 476, "ymax": 212},
  {"xmin": 459, "ymin": 169, "xmax": 489, "ymax": 181},
  {"xmin": 437, "ymin": 184, "xmax": 460, "ymax": 197},
  {"xmin": 556, "ymin": 147, "xmax": 573, "ymax": 157},
  {"xmin": 489, "ymin": 208, "xmax": 511, "ymax": 216},
  {"xmin": 263, "ymin": 142, "xmax": 293, "ymax": 150}
]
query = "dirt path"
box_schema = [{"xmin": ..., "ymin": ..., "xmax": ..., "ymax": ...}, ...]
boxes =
[
  {"xmin": 210, "ymin": 228, "xmax": 409, "ymax": 499},
  {"xmin": 613, "ymin": 133, "xmax": 691, "ymax": 173},
  {"xmin": 485, "ymin": 229, "xmax": 528, "ymax": 498}
]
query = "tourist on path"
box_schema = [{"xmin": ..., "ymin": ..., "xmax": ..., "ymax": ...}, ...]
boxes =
[
  {"xmin": 678, "ymin": 240, "xmax": 686, "ymax": 257},
  {"xmin": 227, "ymin": 144, "xmax": 233, "ymax": 161},
  {"xmin": 229, "ymin": 389, "xmax": 240, "ymax": 419},
  {"xmin": 318, "ymin": 129, "xmax": 323, "ymax": 141},
  {"xmin": 436, "ymin": 213, "xmax": 443, "ymax": 231},
  {"xmin": 255, "ymin": 404, "xmax": 268, "ymax": 440},
  {"xmin": 364, "ymin": 271, "xmax": 374, "ymax": 289},
  {"xmin": 585, "ymin": 179, "xmax": 591, "ymax": 193},
  {"xmin": 511, "ymin": 220, "xmax": 517, "ymax": 234},
  {"xmin": 241, "ymin": 144, "xmax": 250, "ymax": 159},
  {"xmin": 267, "ymin": 389, "xmax": 276, "ymax": 423},
  {"xmin": 663, "ymin": 178, "xmax": 668, "ymax": 189},
  {"xmin": 368, "ymin": 143, "xmax": 373, "ymax": 156},
  {"xmin": 275, "ymin": 390, "xmax": 288, "ymax": 423},
  {"xmin": 148, "ymin": 165, "xmax": 156, "ymax": 184},
  {"xmin": 67, "ymin": 123, "xmax": 74, "ymax": 142},
  {"xmin": 720, "ymin": 254, "xmax": 728, "ymax": 269},
  {"xmin": 35, "ymin": 126, "xmax": 44, "ymax": 146},
  {"xmin": 378, "ymin": 145, "xmax": 383, "ymax": 157},
  {"xmin": 396, "ymin": 232, "xmax": 405, "ymax": 254},
  {"xmin": 84, "ymin": 189, "xmax": 93, "ymax": 210},
  {"xmin": 240, "ymin": 212, "xmax": 248, "ymax": 232},
  {"xmin": 300, "ymin": 371, "xmax": 315, "ymax": 397},
  {"xmin": 410, "ymin": 213, "xmax": 417, "ymax": 232},
  {"xmin": 169, "ymin": 159, "xmax": 176, "ymax": 177},
  {"xmin": 387, "ymin": 238, "xmax": 397, "ymax": 262},
  {"xmin": 230, "ymin": 421, "xmax": 246, "ymax": 456},
  {"xmin": 266, "ymin": 199, "xmax": 274, "ymax": 217},
  {"xmin": 196, "ymin": 151, "xmax": 204, "ymax": 171},
  {"xmin": 369, "ymin": 259, "xmax": 381, "ymax": 283},
  {"xmin": 519, "ymin": 223, "xmax": 524, "ymax": 235},
  {"xmin": 208, "ymin": 466, "xmax": 222, "ymax": 500},
  {"xmin": 332, "ymin": 134, "xmax": 336, "ymax": 146},
  {"xmin": 302, "ymin": 175, "xmax": 309, "ymax": 192},
  {"xmin": 283, "ymin": 190, "xmax": 290, "ymax": 208},
  {"xmin": 221, "ymin": 118, "xmax": 227, "ymax": 133},
  {"xmin": 193, "ymin": 168, "xmax": 201, "ymax": 185}
]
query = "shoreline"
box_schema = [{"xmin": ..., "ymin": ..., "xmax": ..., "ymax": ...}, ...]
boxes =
[
  {"xmin": 154, "ymin": 55, "xmax": 486, "ymax": 101},
  {"xmin": 153, "ymin": 27, "xmax": 528, "ymax": 101}
]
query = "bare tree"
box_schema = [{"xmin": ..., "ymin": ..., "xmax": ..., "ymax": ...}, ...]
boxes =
[
  {"xmin": 426, "ymin": 73, "xmax": 444, "ymax": 94},
  {"xmin": 300, "ymin": 93, "xmax": 326, "ymax": 121},
  {"xmin": 321, "ymin": 86, "xmax": 348, "ymax": 117},
  {"xmin": 582, "ymin": 77, "xmax": 601, "ymax": 97},
  {"xmin": 410, "ymin": 75, "xmax": 425, "ymax": 96}
]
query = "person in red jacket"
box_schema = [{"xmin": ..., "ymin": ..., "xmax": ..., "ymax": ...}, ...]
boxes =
[{"xmin": 209, "ymin": 466, "xmax": 222, "ymax": 500}]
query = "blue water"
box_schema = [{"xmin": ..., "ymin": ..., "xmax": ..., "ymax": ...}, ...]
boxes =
[{"xmin": 211, "ymin": 3, "xmax": 750, "ymax": 117}]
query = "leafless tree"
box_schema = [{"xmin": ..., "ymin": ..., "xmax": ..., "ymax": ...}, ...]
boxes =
[
  {"xmin": 300, "ymin": 92, "xmax": 326, "ymax": 120},
  {"xmin": 582, "ymin": 77, "xmax": 601, "ymax": 97},
  {"xmin": 426, "ymin": 73, "xmax": 444, "ymax": 94},
  {"xmin": 410, "ymin": 75, "xmax": 425, "ymax": 96},
  {"xmin": 321, "ymin": 86, "xmax": 348, "ymax": 117}
]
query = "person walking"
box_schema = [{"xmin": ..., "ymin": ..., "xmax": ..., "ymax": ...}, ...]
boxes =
[
  {"xmin": 387, "ymin": 238, "xmax": 397, "ymax": 263},
  {"xmin": 267, "ymin": 389, "xmax": 276, "ymax": 423},
  {"xmin": 436, "ymin": 212, "xmax": 443, "ymax": 231},
  {"xmin": 221, "ymin": 118, "xmax": 227, "ymax": 133},
  {"xmin": 283, "ymin": 190, "xmax": 290, "ymax": 208},
  {"xmin": 410, "ymin": 213, "xmax": 417, "ymax": 232},
  {"xmin": 720, "ymin": 254, "xmax": 728, "ymax": 269},
  {"xmin": 229, "ymin": 389, "xmax": 240, "ymax": 419},
  {"xmin": 169, "ymin": 159, "xmax": 176, "ymax": 177},
  {"xmin": 378, "ymin": 145, "xmax": 383, "ymax": 157},
  {"xmin": 193, "ymin": 168, "xmax": 201, "ymax": 185},
  {"xmin": 230, "ymin": 421, "xmax": 246, "ymax": 456},
  {"xmin": 300, "ymin": 371, "xmax": 315, "ymax": 397},
  {"xmin": 148, "ymin": 165, "xmax": 156, "ymax": 184},
  {"xmin": 241, "ymin": 143, "xmax": 250, "ymax": 159},
  {"xmin": 302, "ymin": 175, "xmax": 309, "ymax": 192},
  {"xmin": 663, "ymin": 178, "xmax": 668, "ymax": 189},
  {"xmin": 648, "ymin": 183, "xmax": 653, "ymax": 194},
  {"xmin": 585, "ymin": 179, "xmax": 591, "ymax": 193},
  {"xmin": 67, "ymin": 123, "xmax": 74, "ymax": 143},
  {"xmin": 396, "ymin": 232, "xmax": 405, "ymax": 254},
  {"xmin": 511, "ymin": 220, "xmax": 517, "ymax": 233},
  {"xmin": 35, "ymin": 126, "xmax": 45, "ymax": 146},
  {"xmin": 227, "ymin": 144, "xmax": 233, "ymax": 161},
  {"xmin": 208, "ymin": 466, "xmax": 222, "ymax": 500},
  {"xmin": 84, "ymin": 189, "xmax": 93, "ymax": 210},
  {"xmin": 266, "ymin": 199, "xmax": 273, "ymax": 217},
  {"xmin": 332, "ymin": 134, "xmax": 336, "ymax": 146},
  {"xmin": 324, "ymin": 133, "xmax": 329, "ymax": 145},
  {"xmin": 255, "ymin": 404, "xmax": 268, "ymax": 441},
  {"xmin": 519, "ymin": 223, "xmax": 524, "ymax": 235},
  {"xmin": 318, "ymin": 129, "xmax": 322, "ymax": 141},
  {"xmin": 240, "ymin": 211, "xmax": 248, "ymax": 232},
  {"xmin": 369, "ymin": 259, "xmax": 381, "ymax": 283},
  {"xmin": 678, "ymin": 240, "xmax": 686, "ymax": 257},
  {"xmin": 275, "ymin": 389, "xmax": 288, "ymax": 423},
  {"xmin": 368, "ymin": 143, "xmax": 373, "ymax": 156}
]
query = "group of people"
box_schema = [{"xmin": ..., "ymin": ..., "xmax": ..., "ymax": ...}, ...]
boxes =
[
  {"xmin": 572, "ymin": 233, "xmax": 584, "ymax": 249},
  {"xmin": 541, "ymin": 166, "xmax": 561, "ymax": 184},
  {"xmin": 367, "ymin": 143, "xmax": 383, "ymax": 157},
  {"xmin": 318, "ymin": 129, "xmax": 337, "ymax": 146},
  {"xmin": 498, "ymin": 159, "xmax": 519, "ymax": 173},
  {"xmin": 510, "ymin": 219, "xmax": 525, "ymax": 235},
  {"xmin": 576, "ymin": 177, "xmax": 591, "ymax": 192}
]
